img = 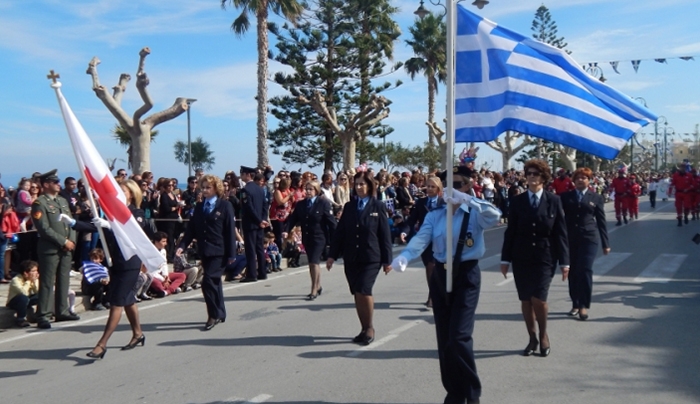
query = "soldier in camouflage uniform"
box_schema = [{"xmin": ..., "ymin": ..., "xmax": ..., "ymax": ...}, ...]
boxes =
[{"xmin": 31, "ymin": 170, "xmax": 81, "ymax": 329}]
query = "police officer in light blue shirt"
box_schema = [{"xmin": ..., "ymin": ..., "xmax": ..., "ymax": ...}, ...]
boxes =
[{"xmin": 392, "ymin": 165, "xmax": 501, "ymax": 404}]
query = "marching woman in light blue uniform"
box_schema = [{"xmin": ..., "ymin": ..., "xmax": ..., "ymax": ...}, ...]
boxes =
[{"xmin": 392, "ymin": 165, "xmax": 501, "ymax": 404}]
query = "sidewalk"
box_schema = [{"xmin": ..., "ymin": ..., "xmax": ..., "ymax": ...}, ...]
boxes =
[{"xmin": 0, "ymin": 255, "xmax": 309, "ymax": 330}]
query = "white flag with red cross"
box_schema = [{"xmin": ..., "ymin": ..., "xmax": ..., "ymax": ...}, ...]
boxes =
[{"xmin": 51, "ymin": 81, "xmax": 165, "ymax": 272}]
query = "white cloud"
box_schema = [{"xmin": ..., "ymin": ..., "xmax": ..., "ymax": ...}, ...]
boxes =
[{"xmin": 668, "ymin": 102, "xmax": 700, "ymax": 113}]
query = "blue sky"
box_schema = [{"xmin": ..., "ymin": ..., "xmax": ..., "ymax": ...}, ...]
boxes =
[{"xmin": 1, "ymin": 0, "xmax": 698, "ymax": 186}]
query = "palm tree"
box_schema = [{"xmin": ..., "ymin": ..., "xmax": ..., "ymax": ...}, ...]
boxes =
[
  {"xmin": 221, "ymin": 0, "xmax": 304, "ymax": 169},
  {"xmin": 112, "ymin": 124, "xmax": 158, "ymax": 171},
  {"xmin": 405, "ymin": 12, "xmax": 446, "ymax": 146}
]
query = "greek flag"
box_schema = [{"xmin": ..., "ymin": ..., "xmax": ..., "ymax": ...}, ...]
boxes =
[{"xmin": 454, "ymin": 6, "xmax": 658, "ymax": 159}]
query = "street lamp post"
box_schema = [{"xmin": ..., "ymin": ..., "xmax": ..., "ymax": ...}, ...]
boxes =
[
  {"xmin": 655, "ymin": 116, "xmax": 667, "ymax": 171},
  {"xmin": 631, "ymin": 97, "xmax": 647, "ymax": 172},
  {"xmin": 664, "ymin": 125, "xmax": 675, "ymax": 169},
  {"xmin": 186, "ymin": 98, "xmax": 197, "ymax": 177}
]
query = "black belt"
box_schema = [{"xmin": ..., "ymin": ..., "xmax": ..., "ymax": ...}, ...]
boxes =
[{"xmin": 436, "ymin": 259, "xmax": 477, "ymax": 267}]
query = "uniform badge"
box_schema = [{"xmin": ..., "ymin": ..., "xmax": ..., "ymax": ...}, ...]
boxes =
[
  {"xmin": 33, "ymin": 211, "xmax": 42, "ymax": 220},
  {"xmin": 589, "ymin": 201, "xmax": 595, "ymax": 206},
  {"xmin": 465, "ymin": 232, "xmax": 474, "ymax": 247},
  {"xmin": 137, "ymin": 217, "xmax": 143, "ymax": 223},
  {"xmin": 215, "ymin": 211, "xmax": 221, "ymax": 216}
]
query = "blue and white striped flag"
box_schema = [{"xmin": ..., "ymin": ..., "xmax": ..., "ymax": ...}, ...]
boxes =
[{"xmin": 453, "ymin": 6, "xmax": 658, "ymax": 159}]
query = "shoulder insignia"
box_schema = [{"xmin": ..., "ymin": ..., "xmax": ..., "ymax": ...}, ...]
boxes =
[
  {"xmin": 33, "ymin": 211, "xmax": 42, "ymax": 220},
  {"xmin": 32, "ymin": 199, "xmax": 41, "ymax": 205},
  {"xmin": 137, "ymin": 217, "xmax": 143, "ymax": 223}
]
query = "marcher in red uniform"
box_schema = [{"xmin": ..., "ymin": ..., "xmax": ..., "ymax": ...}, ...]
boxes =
[
  {"xmin": 691, "ymin": 170, "xmax": 700, "ymax": 220},
  {"xmin": 551, "ymin": 169, "xmax": 575, "ymax": 195},
  {"xmin": 610, "ymin": 168, "xmax": 631, "ymax": 226},
  {"xmin": 669, "ymin": 164, "xmax": 694, "ymax": 226},
  {"xmin": 627, "ymin": 174, "xmax": 642, "ymax": 220}
]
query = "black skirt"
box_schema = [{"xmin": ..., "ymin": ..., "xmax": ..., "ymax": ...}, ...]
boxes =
[
  {"xmin": 512, "ymin": 260, "xmax": 556, "ymax": 302},
  {"xmin": 107, "ymin": 268, "xmax": 140, "ymax": 307},
  {"xmin": 344, "ymin": 262, "xmax": 381, "ymax": 296}
]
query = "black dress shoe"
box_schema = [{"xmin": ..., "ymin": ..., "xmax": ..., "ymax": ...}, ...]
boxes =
[
  {"xmin": 55, "ymin": 313, "xmax": 80, "ymax": 322},
  {"xmin": 352, "ymin": 331, "xmax": 366, "ymax": 343},
  {"xmin": 568, "ymin": 308, "xmax": 579, "ymax": 316},
  {"xmin": 523, "ymin": 337, "xmax": 538, "ymax": 356},
  {"xmin": 579, "ymin": 310, "xmax": 589, "ymax": 321},
  {"xmin": 86, "ymin": 345, "xmax": 106, "ymax": 360},
  {"xmin": 361, "ymin": 334, "xmax": 374, "ymax": 346},
  {"xmin": 204, "ymin": 318, "xmax": 222, "ymax": 331},
  {"xmin": 306, "ymin": 294, "xmax": 317, "ymax": 301},
  {"xmin": 239, "ymin": 278, "xmax": 257, "ymax": 283},
  {"xmin": 121, "ymin": 334, "xmax": 146, "ymax": 350},
  {"xmin": 540, "ymin": 343, "xmax": 551, "ymax": 357},
  {"xmin": 317, "ymin": 287, "xmax": 323, "ymax": 296},
  {"xmin": 37, "ymin": 321, "xmax": 51, "ymax": 329}
]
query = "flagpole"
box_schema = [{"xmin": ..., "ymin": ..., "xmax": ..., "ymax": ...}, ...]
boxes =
[
  {"xmin": 445, "ymin": 0, "xmax": 455, "ymax": 294},
  {"xmin": 49, "ymin": 80, "xmax": 113, "ymax": 267}
]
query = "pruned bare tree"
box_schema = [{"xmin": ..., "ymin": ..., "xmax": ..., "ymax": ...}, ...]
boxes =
[
  {"xmin": 86, "ymin": 47, "xmax": 189, "ymax": 173},
  {"xmin": 426, "ymin": 120, "xmax": 448, "ymax": 170},
  {"xmin": 299, "ymin": 92, "xmax": 390, "ymax": 171},
  {"xmin": 555, "ymin": 144, "xmax": 578, "ymax": 171},
  {"xmin": 484, "ymin": 131, "xmax": 533, "ymax": 171}
]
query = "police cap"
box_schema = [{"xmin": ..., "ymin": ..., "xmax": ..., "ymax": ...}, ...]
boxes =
[
  {"xmin": 439, "ymin": 165, "xmax": 474, "ymax": 182},
  {"xmin": 240, "ymin": 165, "xmax": 257, "ymax": 175},
  {"xmin": 38, "ymin": 169, "xmax": 59, "ymax": 184}
]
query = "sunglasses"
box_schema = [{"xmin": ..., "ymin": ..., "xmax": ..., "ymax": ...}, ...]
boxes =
[{"xmin": 526, "ymin": 171, "xmax": 541, "ymax": 177}]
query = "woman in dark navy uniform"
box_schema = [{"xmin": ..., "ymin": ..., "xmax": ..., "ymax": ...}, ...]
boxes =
[
  {"xmin": 86, "ymin": 180, "xmax": 152, "ymax": 359},
  {"xmin": 500, "ymin": 159, "xmax": 570, "ymax": 357},
  {"xmin": 326, "ymin": 171, "xmax": 392, "ymax": 345},
  {"xmin": 286, "ymin": 180, "xmax": 336, "ymax": 300},
  {"xmin": 177, "ymin": 175, "xmax": 236, "ymax": 331}
]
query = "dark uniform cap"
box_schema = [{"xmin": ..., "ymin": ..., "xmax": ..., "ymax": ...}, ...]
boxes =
[
  {"xmin": 439, "ymin": 165, "xmax": 474, "ymax": 182},
  {"xmin": 38, "ymin": 169, "xmax": 59, "ymax": 184},
  {"xmin": 240, "ymin": 166, "xmax": 257, "ymax": 175}
]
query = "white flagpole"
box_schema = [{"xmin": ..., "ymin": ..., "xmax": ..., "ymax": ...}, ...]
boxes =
[
  {"xmin": 445, "ymin": 0, "xmax": 456, "ymax": 293},
  {"xmin": 50, "ymin": 80, "xmax": 113, "ymax": 267}
]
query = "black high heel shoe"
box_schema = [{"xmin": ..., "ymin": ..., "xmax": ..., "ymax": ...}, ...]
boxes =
[
  {"xmin": 87, "ymin": 345, "xmax": 107, "ymax": 359},
  {"xmin": 352, "ymin": 330, "xmax": 366, "ymax": 343},
  {"xmin": 317, "ymin": 287, "xmax": 323, "ymax": 296},
  {"xmin": 121, "ymin": 334, "xmax": 146, "ymax": 350},
  {"xmin": 523, "ymin": 337, "xmax": 538, "ymax": 356},
  {"xmin": 540, "ymin": 342, "xmax": 551, "ymax": 357}
]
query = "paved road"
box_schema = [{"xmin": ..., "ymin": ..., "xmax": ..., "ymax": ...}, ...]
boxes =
[{"xmin": 1, "ymin": 199, "xmax": 698, "ymax": 404}]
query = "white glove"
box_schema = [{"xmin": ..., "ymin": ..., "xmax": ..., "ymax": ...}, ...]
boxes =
[
  {"xmin": 178, "ymin": 200, "xmax": 186, "ymax": 207},
  {"xmin": 390, "ymin": 256, "xmax": 408, "ymax": 273},
  {"xmin": 177, "ymin": 216, "xmax": 183, "ymax": 223},
  {"xmin": 442, "ymin": 188, "xmax": 473, "ymax": 205},
  {"xmin": 58, "ymin": 213, "xmax": 76, "ymax": 227},
  {"xmin": 91, "ymin": 217, "xmax": 111, "ymax": 230}
]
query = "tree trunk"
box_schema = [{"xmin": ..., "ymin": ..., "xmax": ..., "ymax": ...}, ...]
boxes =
[
  {"xmin": 324, "ymin": 129, "xmax": 334, "ymax": 172},
  {"xmin": 131, "ymin": 123, "xmax": 152, "ymax": 174},
  {"xmin": 501, "ymin": 152, "xmax": 512, "ymax": 172},
  {"xmin": 557, "ymin": 145, "xmax": 578, "ymax": 171},
  {"xmin": 341, "ymin": 133, "xmax": 356, "ymax": 172},
  {"xmin": 427, "ymin": 75, "xmax": 436, "ymax": 145},
  {"xmin": 256, "ymin": 5, "xmax": 270, "ymax": 169}
]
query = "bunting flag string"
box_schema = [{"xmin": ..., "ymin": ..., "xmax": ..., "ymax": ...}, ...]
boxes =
[{"xmin": 583, "ymin": 55, "xmax": 695, "ymax": 75}]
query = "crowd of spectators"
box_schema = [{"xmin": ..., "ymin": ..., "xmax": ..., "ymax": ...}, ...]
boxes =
[{"xmin": 0, "ymin": 162, "xmax": 679, "ymax": 327}]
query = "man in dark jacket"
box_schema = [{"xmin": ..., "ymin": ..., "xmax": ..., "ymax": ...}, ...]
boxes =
[{"xmin": 240, "ymin": 167, "xmax": 270, "ymax": 282}]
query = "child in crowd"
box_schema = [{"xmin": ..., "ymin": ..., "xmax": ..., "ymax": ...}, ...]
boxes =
[
  {"xmin": 264, "ymin": 232, "xmax": 282, "ymax": 273},
  {"xmin": 133, "ymin": 264, "xmax": 154, "ymax": 302},
  {"xmin": 149, "ymin": 231, "xmax": 186, "ymax": 297},
  {"xmin": 80, "ymin": 248, "xmax": 110, "ymax": 311},
  {"xmin": 390, "ymin": 214, "xmax": 410, "ymax": 245},
  {"xmin": 224, "ymin": 241, "xmax": 247, "ymax": 282},
  {"xmin": 172, "ymin": 237, "xmax": 203, "ymax": 291},
  {"xmin": 282, "ymin": 227, "xmax": 303, "ymax": 268},
  {"xmin": 5, "ymin": 260, "xmax": 39, "ymax": 327}
]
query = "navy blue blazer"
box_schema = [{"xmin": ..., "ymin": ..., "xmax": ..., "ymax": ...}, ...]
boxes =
[
  {"xmin": 240, "ymin": 181, "xmax": 266, "ymax": 230},
  {"xmin": 501, "ymin": 191, "xmax": 570, "ymax": 267},
  {"xmin": 329, "ymin": 197, "xmax": 392, "ymax": 266},
  {"xmin": 179, "ymin": 197, "xmax": 236, "ymax": 260},
  {"xmin": 406, "ymin": 196, "xmax": 444, "ymax": 235},
  {"xmin": 561, "ymin": 189, "xmax": 609, "ymax": 249},
  {"xmin": 286, "ymin": 197, "xmax": 337, "ymax": 253}
]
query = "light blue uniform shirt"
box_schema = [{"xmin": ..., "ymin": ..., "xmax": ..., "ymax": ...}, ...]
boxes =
[
  {"xmin": 398, "ymin": 198, "xmax": 501, "ymax": 264},
  {"xmin": 204, "ymin": 196, "xmax": 218, "ymax": 213}
]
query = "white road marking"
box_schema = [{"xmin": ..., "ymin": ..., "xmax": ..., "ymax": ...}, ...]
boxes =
[
  {"xmin": 245, "ymin": 394, "xmax": 273, "ymax": 403},
  {"xmin": 347, "ymin": 320, "xmax": 425, "ymax": 357},
  {"xmin": 592, "ymin": 252, "xmax": 632, "ymax": 280},
  {"xmin": 496, "ymin": 276, "xmax": 513, "ymax": 286},
  {"xmin": 634, "ymin": 254, "xmax": 687, "ymax": 283}
]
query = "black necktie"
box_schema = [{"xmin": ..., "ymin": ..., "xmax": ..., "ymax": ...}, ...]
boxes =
[
  {"xmin": 358, "ymin": 199, "xmax": 365, "ymax": 212},
  {"xmin": 577, "ymin": 191, "xmax": 583, "ymax": 203},
  {"xmin": 531, "ymin": 194, "xmax": 539, "ymax": 209}
]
